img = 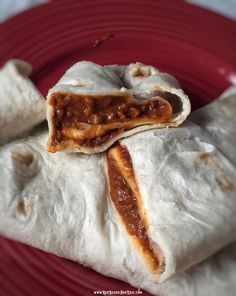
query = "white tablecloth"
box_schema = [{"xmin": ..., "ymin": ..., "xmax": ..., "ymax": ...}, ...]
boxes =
[{"xmin": 0, "ymin": 0, "xmax": 236, "ymax": 22}]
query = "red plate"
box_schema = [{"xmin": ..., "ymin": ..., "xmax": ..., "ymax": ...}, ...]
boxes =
[{"xmin": 0, "ymin": 1, "xmax": 236, "ymax": 295}]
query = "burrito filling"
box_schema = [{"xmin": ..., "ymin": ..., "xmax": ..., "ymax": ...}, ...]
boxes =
[
  {"xmin": 107, "ymin": 144, "xmax": 164, "ymax": 273},
  {"xmin": 48, "ymin": 92, "xmax": 179, "ymax": 152}
]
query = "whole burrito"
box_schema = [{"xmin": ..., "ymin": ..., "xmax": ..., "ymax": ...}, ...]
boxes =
[
  {"xmin": 46, "ymin": 61, "xmax": 191, "ymax": 153},
  {"xmin": 0, "ymin": 60, "xmax": 46, "ymax": 144},
  {"xmin": 0, "ymin": 88, "xmax": 235, "ymax": 295}
]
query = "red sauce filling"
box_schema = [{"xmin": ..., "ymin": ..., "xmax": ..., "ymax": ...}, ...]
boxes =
[
  {"xmin": 49, "ymin": 92, "xmax": 173, "ymax": 150},
  {"xmin": 107, "ymin": 144, "xmax": 160, "ymax": 270}
]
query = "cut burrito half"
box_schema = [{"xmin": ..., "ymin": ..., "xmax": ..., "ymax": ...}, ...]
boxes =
[
  {"xmin": 0, "ymin": 88, "xmax": 235, "ymax": 295},
  {"xmin": 0, "ymin": 60, "xmax": 46, "ymax": 145},
  {"xmin": 47, "ymin": 61, "xmax": 191, "ymax": 153}
]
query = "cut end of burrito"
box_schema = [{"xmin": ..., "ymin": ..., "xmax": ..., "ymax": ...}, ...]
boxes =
[
  {"xmin": 47, "ymin": 61, "xmax": 191, "ymax": 153},
  {"xmin": 106, "ymin": 143, "xmax": 165, "ymax": 281},
  {"xmin": 47, "ymin": 91, "xmax": 177, "ymax": 153}
]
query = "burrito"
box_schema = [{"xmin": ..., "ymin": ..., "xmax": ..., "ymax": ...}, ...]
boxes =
[
  {"xmin": 0, "ymin": 88, "xmax": 235, "ymax": 296},
  {"xmin": 190, "ymin": 86, "xmax": 236, "ymax": 167},
  {"xmin": 0, "ymin": 60, "xmax": 46, "ymax": 144},
  {"xmin": 46, "ymin": 61, "xmax": 191, "ymax": 153}
]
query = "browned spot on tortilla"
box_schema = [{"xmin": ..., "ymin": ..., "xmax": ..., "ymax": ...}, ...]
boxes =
[
  {"xmin": 216, "ymin": 177, "xmax": 236, "ymax": 192},
  {"xmin": 155, "ymin": 86, "xmax": 163, "ymax": 92},
  {"xmin": 199, "ymin": 152, "xmax": 212, "ymax": 163},
  {"xmin": 18, "ymin": 200, "xmax": 31, "ymax": 216},
  {"xmin": 199, "ymin": 152, "xmax": 236, "ymax": 192},
  {"xmin": 107, "ymin": 143, "xmax": 165, "ymax": 276},
  {"xmin": 12, "ymin": 152, "xmax": 34, "ymax": 167},
  {"xmin": 199, "ymin": 152, "xmax": 217, "ymax": 166},
  {"xmin": 199, "ymin": 152, "xmax": 209, "ymax": 161},
  {"xmin": 72, "ymin": 82, "xmax": 86, "ymax": 87},
  {"xmin": 131, "ymin": 67, "xmax": 150, "ymax": 77}
]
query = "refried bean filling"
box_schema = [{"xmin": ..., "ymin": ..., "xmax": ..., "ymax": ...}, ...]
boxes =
[
  {"xmin": 107, "ymin": 144, "xmax": 160, "ymax": 271},
  {"xmin": 49, "ymin": 92, "xmax": 176, "ymax": 149}
]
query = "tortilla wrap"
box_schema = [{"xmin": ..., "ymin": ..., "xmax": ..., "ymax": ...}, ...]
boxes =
[
  {"xmin": 0, "ymin": 60, "xmax": 46, "ymax": 144},
  {"xmin": 47, "ymin": 61, "xmax": 190, "ymax": 153},
  {"xmin": 0, "ymin": 87, "xmax": 235, "ymax": 295},
  {"xmin": 190, "ymin": 86, "xmax": 236, "ymax": 167}
]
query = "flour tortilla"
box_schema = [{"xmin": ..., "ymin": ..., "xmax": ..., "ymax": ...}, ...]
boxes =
[
  {"xmin": 0, "ymin": 60, "xmax": 46, "ymax": 144},
  {"xmin": 114, "ymin": 87, "xmax": 236, "ymax": 282},
  {"xmin": 0, "ymin": 88, "xmax": 236, "ymax": 295},
  {"xmin": 190, "ymin": 86, "xmax": 236, "ymax": 167},
  {"xmin": 119, "ymin": 118, "xmax": 236, "ymax": 283},
  {"xmin": 47, "ymin": 61, "xmax": 190, "ymax": 153}
]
